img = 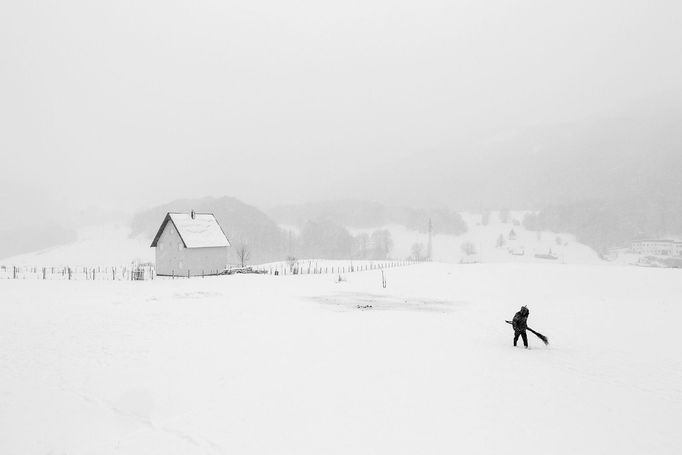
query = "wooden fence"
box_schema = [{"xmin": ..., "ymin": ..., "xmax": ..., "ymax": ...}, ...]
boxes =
[
  {"xmin": 0, "ymin": 260, "xmax": 421, "ymax": 281},
  {"xmin": 253, "ymin": 260, "xmax": 420, "ymax": 276},
  {"xmin": 0, "ymin": 264, "xmax": 156, "ymax": 281}
]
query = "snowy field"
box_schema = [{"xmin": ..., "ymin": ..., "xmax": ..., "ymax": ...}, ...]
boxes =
[{"xmin": 1, "ymin": 263, "xmax": 681, "ymax": 454}]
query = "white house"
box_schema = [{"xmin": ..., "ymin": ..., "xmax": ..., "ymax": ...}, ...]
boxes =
[{"xmin": 150, "ymin": 211, "xmax": 230, "ymax": 277}]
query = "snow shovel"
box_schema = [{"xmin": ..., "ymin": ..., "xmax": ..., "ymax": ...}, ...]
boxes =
[{"xmin": 505, "ymin": 320, "xmax": 549, "ymax": 345}]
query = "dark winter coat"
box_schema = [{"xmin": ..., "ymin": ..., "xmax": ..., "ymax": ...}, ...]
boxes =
[{"xmin": 512, "ymin": 307, "xmax": 529, "ymax": 332}]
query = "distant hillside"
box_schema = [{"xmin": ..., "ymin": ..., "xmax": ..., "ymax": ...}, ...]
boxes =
[
  {"xmin": 347, "ymin": 211, "xmax": 600, "ymax": 264},
  {"xmin": 0, "ymin": 225, "xmax": 77, "ymax": 260},
  {"xmin": 130, "ymin": 196, "xmax": 287, "ymax": 264},
  {"xmin": 400, "ymin": 101, "xmax": 682, "ymax": 210},
  {"xmin": 2, "ymin": 225, "xmax": 152, "ymax": 266},
  {"xmin": 268, "ymin": 200, "xmax": 467, "ymax": 235},
  {"xmin": 0, "ymin": 186, "xmax": 77, "ymax": 260},
  {"xmin": 524, "ymin": 198, "xmax": 682, "ymax": 255},
  {"xmin": 458, "ymin": 104, "xmax": 682, "ymax": 252}
]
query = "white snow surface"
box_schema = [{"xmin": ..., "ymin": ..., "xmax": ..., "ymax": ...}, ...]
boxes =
[
  {"xmin": 1, "ymin": 263, "xmax": 681, "ymax": 454},
  {"xmin": 167, "ymin": 213, "xmax": 230, "ymax": 248}
]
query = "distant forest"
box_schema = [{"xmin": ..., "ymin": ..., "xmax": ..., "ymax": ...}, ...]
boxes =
[{"xmin": 524, "ymin": 198, "xmax": 682, "ymax": 255}]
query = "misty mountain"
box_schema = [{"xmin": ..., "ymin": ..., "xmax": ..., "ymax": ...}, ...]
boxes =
[
  {"xmin": 418, "ymin": 102, "xmax": 682, "ymax": 210},
  {"xmin": 387, "ymin": 103, "xmax": 681, "ymax": 252},
  {"xmin": 524, "ymin": 198, "xmax": 682, "ymax": 255},
  {"xmin": 130, "ymin": 196, "xmax": 287, "ymax": 264},
  {"xmin": 505, "ymin": 105, "xmax": 682, "ymax": 253},
  {"xmin": 0, "ymin": 225, "xmax": 77, "ymax": 260},
  {"xmin": 269, "ymin": 200, "xmax": 467, "ymax": 235},
  {"xmin": 0, "ymin": 186, "xmax": 77, "ymax": 260}
]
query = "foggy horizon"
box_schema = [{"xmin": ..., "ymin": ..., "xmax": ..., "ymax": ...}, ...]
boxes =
[{"xmin": 3, "ymin": 1, "xmax": 682, "ymax": 218}]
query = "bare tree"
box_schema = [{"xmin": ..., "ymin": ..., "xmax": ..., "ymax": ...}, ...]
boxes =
[
  {"xmin": 236, "ymin": 243, "xmax": 251, "ymax": 267},
  {"xmin": 370, "ymin": 229, "xmax": 393, "ymax": 259},
  {"xmin": 352, "ymin": 232, "xmax": 370, "ymax": 259},
  {"xmin": 411, "ymin": 242, "xmax": 425, "ymax": 261},
  {"xmin": 287, "ymin": 256, "xmax": 299, "ymax": 274},
  {"xmin": 461, "ymin": 241, "xmax": 477, "ymax": 256}
]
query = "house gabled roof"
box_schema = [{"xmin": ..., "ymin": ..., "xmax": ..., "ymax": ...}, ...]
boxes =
[{"xmin": 150, "ymin": 212, "xmax": 230, "ymax": 248}]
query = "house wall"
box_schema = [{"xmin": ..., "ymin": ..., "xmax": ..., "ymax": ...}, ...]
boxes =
[
  {"xmin": 155, "ymin": 222, "xmax": 228, "ymax": 276},
  {"xmin": 632, "ymin": 240, "xmax": 681, "ymax": 256}
]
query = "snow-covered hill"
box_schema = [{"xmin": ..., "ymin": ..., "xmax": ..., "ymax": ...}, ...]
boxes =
[
  {"xmin": 0, "ymin": 225, "xmax": 153, "ymax": 266},
  {"xmin": 1, "ymin": 263, "xmax": 680, "ymax": 454},
  {"xmin": 350, "ymin": 211, "xmax": 601, "ymax": 264},
  {"xmin": 1, "ymin": 210, "xmax": 602, "ymax": 268}
]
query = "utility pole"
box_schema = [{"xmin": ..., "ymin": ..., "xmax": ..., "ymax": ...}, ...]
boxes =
[{"xmin": 427, "ymin": 217, "xmax": 433, "ymax": 261}]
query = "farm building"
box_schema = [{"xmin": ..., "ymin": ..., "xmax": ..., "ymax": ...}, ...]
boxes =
[
  {"xmin": 150, "ymin": 211, "xmax": 230, "ymax": 277},
  {"xmin": 631, "ymin": 239, "xmax": 682, "ymax": 256}
]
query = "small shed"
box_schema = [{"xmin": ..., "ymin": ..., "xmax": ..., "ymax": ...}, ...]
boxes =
[{"xmin": 150, "ymin": 211, "xmax": 230, "ymax": 277}]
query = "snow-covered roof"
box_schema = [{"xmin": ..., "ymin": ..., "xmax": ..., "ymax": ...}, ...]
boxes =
[{"xmin": 150, "ymin": 212, "xmax": 230, "ymax": 248}]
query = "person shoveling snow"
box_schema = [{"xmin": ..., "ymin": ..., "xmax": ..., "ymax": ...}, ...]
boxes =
[{"xmin": 506, "ymin": 306, "xmax": 549, "ymax": 348}]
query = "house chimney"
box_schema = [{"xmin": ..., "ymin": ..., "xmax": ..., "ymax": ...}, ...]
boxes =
[{"xmin": 191, "ymin": 210, "xmax": 195, "ymax": 220}]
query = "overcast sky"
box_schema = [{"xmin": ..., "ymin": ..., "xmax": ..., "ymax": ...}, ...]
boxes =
[{"xmin": 2, "ymin": 0, "xmax": 681, "ymax": 215}]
